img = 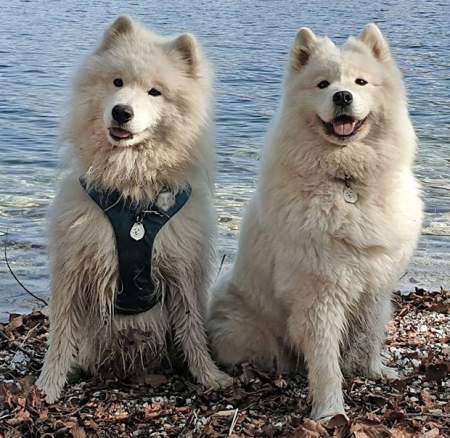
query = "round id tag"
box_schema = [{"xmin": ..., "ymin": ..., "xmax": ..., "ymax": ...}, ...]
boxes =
[
  {"xmin": 130, "ymin": 222, "xmax": 145, "ymax": 241},
  {"xmin": 343, "ymin": 186, "xmax": 358, "ymax": 204}
]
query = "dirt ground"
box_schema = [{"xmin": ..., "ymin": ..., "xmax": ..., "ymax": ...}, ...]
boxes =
[{"xmin": 0, "ymin": 288, "xmax": 449, "ymax": 437}]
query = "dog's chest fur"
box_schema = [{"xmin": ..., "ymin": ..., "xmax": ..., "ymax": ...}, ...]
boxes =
[
  {"xmin": 264, "ymin": 173, "xmax": 386, "ymax": 247},
  {"xmin": 259, "ymin": 170, "xmax": 406, "ymax": 294}
]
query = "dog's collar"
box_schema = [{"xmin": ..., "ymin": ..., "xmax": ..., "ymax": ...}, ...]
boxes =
[{"xmin": 79, "ymin": 177, "xmax": 192, "ymax": 315}]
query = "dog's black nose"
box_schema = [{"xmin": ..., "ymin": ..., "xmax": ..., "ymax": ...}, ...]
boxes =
[
  {"xmin": 112, "ymin": 105, "xmax": 134, "ymax": 124},
  {"xmin": 333, "ymin": 91, "xmax": 353, "ymax": 107}
]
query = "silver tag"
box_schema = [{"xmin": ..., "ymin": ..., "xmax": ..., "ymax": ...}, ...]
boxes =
[
  {"xmin": 343, "ymin": 186, "xmax": 358, "ymax": 204},
  {"xmin": 156, "ymin": 191, "xmax": 175, "ymax": 212},
  {"xmin": 130, "ymin": 222, "xmax": 145, "ymax": 241}
]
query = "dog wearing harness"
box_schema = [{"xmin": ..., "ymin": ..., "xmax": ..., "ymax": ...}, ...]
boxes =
[{"xmin": 37, "ymin": 15, "xmax": 232, "ymax": 403}]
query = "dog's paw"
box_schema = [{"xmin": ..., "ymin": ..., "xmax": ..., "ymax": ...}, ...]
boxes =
[
  {"xmin": 317, "ymin": 413, "xmax": 349, "ymax": 426},
  {"xmin": 199, "ymin": 369, "xmax": 234, "ymax": 389},
  {"xmin": 381, "ymin": 365, "xmax": 400, "ymax": 380},
  {"xmin": 36, "ymin": 372, "xmax": 63, "ymax": 404},
  {"xmin": 311, "ymin": 401, "xmax": 347, "ymax": 424},
  {"xmin": 368, "ymin": 363, "xmax": 399, "ymax": 381}
]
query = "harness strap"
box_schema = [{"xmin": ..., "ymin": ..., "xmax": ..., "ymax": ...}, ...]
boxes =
[{"xmin": 80, "ymin": 177, "xmax": 191, "ymax": 315}]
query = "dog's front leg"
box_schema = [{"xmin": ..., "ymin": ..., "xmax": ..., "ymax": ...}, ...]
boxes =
[
  {"xmin": 288, "ymin": 292, "xmax": 347, "ymax": 422},
  {"xmin": 170, "ymin": 288, "xmax": 233, "ymax": 389},
  {"xmin": 36, "ymin": 277, "xmax": 81, "ymax": 403},
  {"xmin": 343, "ymin": 293, "xmax": 398, "ymax": 380}
]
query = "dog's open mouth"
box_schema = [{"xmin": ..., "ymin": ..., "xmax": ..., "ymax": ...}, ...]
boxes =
[
  {"xmin": 322, "ymin": 115, "xmax": 366, "ymax": 138},
  {"xmin": 109, "ymin": 127, "xmax": 133, "ymax": 141}
]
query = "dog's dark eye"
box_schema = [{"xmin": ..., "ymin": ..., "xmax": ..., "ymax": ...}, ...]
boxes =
[
  {"xmin": 148, "ymin": 88, "xmax": 161, "ymax": 97},
  {"xmin": 355, "ymin": 78, "xmax": 368, "ymax": 86},
  {"xmin": 113, "ymin": 78, "xmax": 123, "ymax": 87},
  {"xmin": 317, "ymin": 80, "xmax": 330, "ymax": 89}
]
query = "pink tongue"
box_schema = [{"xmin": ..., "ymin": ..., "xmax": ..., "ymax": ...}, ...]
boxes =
[
  {"xmin": 110, "ymin": 127, "xmax": 131, "ymax": 139},
  {"xmin": 332, "ymin": 120, "xmax": 356, "ymax": 136}
]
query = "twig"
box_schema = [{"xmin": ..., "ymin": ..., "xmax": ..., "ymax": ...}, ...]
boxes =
[
  {"xmin": 217, "ymin": 254, "xmax": 226, "ymax": 280},
  {"xmin": 405, "ymin": 412, "xmax": 450, "ymax": 418},
  {"xmin": 3, "ymin": 230, "xmax": 48, "ymax": 306},
  {"xmin": 10, "ymin": 323, "xmax": 41, "ymax": 362},
  {"xmin": 179, "ymin": 409, "xmax": 198, "ymax": 436},
  {"xmin": 228, "ymin": 408, "xmax": 239, "ymax": 436}
]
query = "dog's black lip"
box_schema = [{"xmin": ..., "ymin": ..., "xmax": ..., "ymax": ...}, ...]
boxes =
[{"xmin": 320, "ymin": 114, "xmax": 367, "ymax": 138}]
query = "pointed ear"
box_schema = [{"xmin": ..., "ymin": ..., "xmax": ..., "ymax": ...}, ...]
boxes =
[
  {"xmin": 360, "ymin": 23, "xmax": 391, "ymax": 62},
  {"xmin": 171, "ymin": 33, "xmax": 200, "ymax": 76},
  {"xmin": 290, "ymin": 27, "xmax": 317, "ymax": 71},
  {"xmin": 98, "ymin": 16, "xmax": 135, "ymax": 52}
]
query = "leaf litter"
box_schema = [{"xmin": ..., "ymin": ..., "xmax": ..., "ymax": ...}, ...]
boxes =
[{"xmin": 0, "ymin": 288, "xmax": 448, "ymax": 437}]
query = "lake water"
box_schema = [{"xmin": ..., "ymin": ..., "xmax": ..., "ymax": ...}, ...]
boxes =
[{"xmin": 0, "ymin": 0, "xmax": 449, "ymax": 321}]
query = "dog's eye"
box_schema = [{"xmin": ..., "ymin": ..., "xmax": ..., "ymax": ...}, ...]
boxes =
[
  {"xmin": 113, "ymin": 78, "xmax": 123, "ymax": 87},
  {"xmin": 317, "ymin": 80, "xmax": 330, "ymax": 89},
  {"xmin": 148, "ymin": 88, "xmax": 161, "ymax": 97},
  {"xmin": 355, "ymin": 78, "xmax": 368, "ymax": 86}
]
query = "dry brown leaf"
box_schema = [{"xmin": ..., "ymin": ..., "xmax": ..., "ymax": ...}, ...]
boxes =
[
  {"xmin": 366, "ymin": 412, "xmax": 382, "ymax": 423},
  {"xmin": 39, "ymin": 408, "xmax": 48, "ymax": 420},
  {"xmin": 391, "ymin": 428, "xmax": 415, "ymax": 437},
  {"xmin": 71, "ymin": 425, "xmax": 87, "ymax": 438},
  {"xmin": 17, "ymin": 396, "xmax": 26, "ymax": 408},
  {"xmin": 291, "ymin": 418, "xmax": 329, "ymax": 437},
  {"xmin": 429, "ymin": 302, "xmax": 449, "ymax": 314},
  {"xmin": 7, "ymin": 316, "xmax": 24, "ymax": 331},
  {"xmin": 323, "ymin": 414, "xmax": 349, "ymax": 428},
  {"xmin": 85, "ymin": 419, "xmax": 98, "ymax": 430},
  {"xmin": 144, "ymin": 402, "xmax": 163, "ymax": 419},
  {"xmin": 6, "ymin": 408, "xmax": 31, "ymax": 426},
  {"xmin": 351, "ymin": 422, "xmax": 391, "ymax": 438},
  {"xmin": 291, "ymin": 426, "xmax": 322, "ymax": 438}
]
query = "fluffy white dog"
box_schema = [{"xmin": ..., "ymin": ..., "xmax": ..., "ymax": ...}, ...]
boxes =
[
  {"xmin": 208, "ymin": 23, "xmax": 423, "ymax": 421},
  {"xmin": 37, "ymin": 16, "xmax": 231, "ymax": 403}
]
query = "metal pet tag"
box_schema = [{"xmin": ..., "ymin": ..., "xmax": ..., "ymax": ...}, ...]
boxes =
[
  {"xmin": 156, "ymin": 191, "xmax": 175, "ymax": 212},
  {"xmin": 130, "ymin": 222, "xmax": 145, "ymax": 241},
  {"xmin": 343, "ymin": 186, "xmax": 358, "ymax": 204}
]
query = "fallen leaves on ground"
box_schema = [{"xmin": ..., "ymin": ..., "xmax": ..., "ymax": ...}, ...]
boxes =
[{"xmin": 0, "ymin": 289, "xmax": 448, "ymax": 437}]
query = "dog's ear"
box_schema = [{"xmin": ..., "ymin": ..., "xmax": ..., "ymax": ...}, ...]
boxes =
[
  {"xmin": 98, "ymin": 16, "xmax": 135, "ymax": 52},
  {"xmin": 170, "ymin": 33, "xmax": 200, "ymax": 77},
  {"xmin": 360, "ymin": 23, "xmax": 391, "ymax": 62},
  {"xmin": 290, "ymin": 27, "xmax": 317, "ymax": 71}
]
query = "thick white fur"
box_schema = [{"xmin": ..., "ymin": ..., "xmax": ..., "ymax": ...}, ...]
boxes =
[
  {"xmin": 208, "ymin": 23, "xmax": 423, "ymax": 421},
  {"xmin": 36, "ymin": 16, "xmax": 231, "ymax": 403}
]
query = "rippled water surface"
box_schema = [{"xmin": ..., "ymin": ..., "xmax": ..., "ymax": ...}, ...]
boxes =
[{"xmin": 0, "ymin": 0, "xmax": 449, "ymax": 320}]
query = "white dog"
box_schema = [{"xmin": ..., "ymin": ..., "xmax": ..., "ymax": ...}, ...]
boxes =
[
  {"xmin": 208, "ymin": 23, "xmax": 423, "ymax": 421},
  {"xmin": 37, "ymin": 16, "xmax": 231, "ymax": 403}
]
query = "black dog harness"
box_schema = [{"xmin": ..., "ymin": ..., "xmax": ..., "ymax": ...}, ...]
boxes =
[{"xmin": 80, "ymin": 178, "xmax": 191, "ymax": 315}]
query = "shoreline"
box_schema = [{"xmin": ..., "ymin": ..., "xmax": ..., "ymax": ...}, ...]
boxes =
[
  {"xmin": 1, "ymin": 284, "xmax": 448, "ymax": 326},
  {"xmin": 0, "ymin": 289, "xmax": 449, "ymax": 436}
]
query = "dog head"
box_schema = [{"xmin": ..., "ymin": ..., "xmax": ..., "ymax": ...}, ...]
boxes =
[
  {"xmin": 66, "ymin": 16, "xmax": 212, "ymax": 175},
  {"xmin": 286, "ymin": 23, "xmax": 404, "ymax": 147}
]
